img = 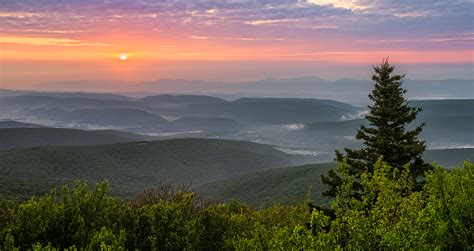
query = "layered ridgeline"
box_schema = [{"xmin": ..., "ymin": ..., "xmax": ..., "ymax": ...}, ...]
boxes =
[
  {"xmin": 199, "ymin": 148, "xmax": 473, "ymax": 207},
  {"xmin": 18, "ymin": 77, "xmax": 473, "ymax": 103},
  {"xmin": 0, "ymin": 120, "xmax": 46, "ymax": 129},
  {"xmin": 0, "ymin": 89, "xmax": 135, "ymax": 100},
  {"xmin": 180, "ymin": 98, "xmax": 361, "ymax": 125},
  {"xmin": 3, "ymin": 92, "xmax": 471, "ymax": 141},
  {"xmin": 272, "ymin": 99, "xmax": 474, "ymax": 150},
  {"xmin": 0, "ymin": 130, "xmax": 470, "ymax": 203},
  {"xmin": 0, "ymin": 128, "xmax": 150, "ymax": 150},
  {"xmin": 0, "ymin": 138, "xmax": 316, "ymax": 199},
  {"xmin": 1, "ymin": 93, "xmax": 362, "ymax": 126}
]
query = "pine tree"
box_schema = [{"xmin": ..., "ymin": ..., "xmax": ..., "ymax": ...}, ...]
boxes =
[{"xmin": 322, "ymin": 59, "xmax": 432, "ymax": 198}]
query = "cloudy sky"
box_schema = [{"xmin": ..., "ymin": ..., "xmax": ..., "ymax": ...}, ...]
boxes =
[{"xmin": 1, "ymin": 0, "xmax": 473, "ymax": 88}]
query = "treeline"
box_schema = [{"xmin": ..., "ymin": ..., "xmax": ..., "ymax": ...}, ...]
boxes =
[{"xmin": 1, "ymin": 161, "xmax": 472, "ymax": 250}]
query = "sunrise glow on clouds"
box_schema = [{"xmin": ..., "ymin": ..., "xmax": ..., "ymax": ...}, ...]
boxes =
[{"xmin": 0, "ymin": 0, "xmax": 473, "ymax": 87}]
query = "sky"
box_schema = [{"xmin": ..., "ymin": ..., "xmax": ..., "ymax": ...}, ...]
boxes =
[{"xmin": 0, "ymin": 0, "xmax": 473, "ymax": 89}]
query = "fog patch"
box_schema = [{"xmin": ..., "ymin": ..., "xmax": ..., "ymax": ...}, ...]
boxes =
[
  {"xmin": 428, "ymin": 144, "xmax": 474, "ymax": 150},
  {"xmin": 409, "ymin": 96, "xmax": 456, "ymax": 100},
  {"xmin": 282, "ymin": 124, "xmax": 305, "ymax": 131},
  {"xmin": 141, "ymin": 131, "xmax": 204, "ymax": 137},
  {"xmin": 340, "ymin": 110, "xmax": 368, "ymax": 121},
  {"xmin": 67, "ymin": 123, "xmax": 131, "ymax": 130},
  {"xmin": 161, "ymin": 115, "xmax": 181, "ymax": 121},
  {"xmin": 251, "ymin": 139, "xmax": 274, "ymax": 145},
  {"xmin": 274, "ymin": 147, "xmax": 329, "ymax": 156}
]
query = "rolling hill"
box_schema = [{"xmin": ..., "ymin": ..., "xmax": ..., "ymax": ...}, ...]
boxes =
[
  {"xmin": 141, "ymin": 94, "xmax": 227, "ymax": 105},
  {"xmin": 305, "ymin": 118, "xmax": 368, "ymax": 136},
  {"xmin": 0, "ymin": 89, "xmax": 134, "ymax": 101},
  {"xmin": 0, "ymin": 120, "xmax": 46, "ymax": 129},
  {"xmin": 285, "ymin": 100, "xmax": 474, "ymax": 150},
  {"xmin": 20, "ymin": 108, "xmax": 167, "ymax": 127},
  {"xmin": 0, "ymin": 95, "xmax": 58, "ymax": 114},
  {"xmin": 423, "ymin": 148, "xmax": 474, "ymax": 167},
  {"xmin": 165, "ymin": 117, "xmax": 241, "ymax": 132},
  {"xmin": 0, "ymin": 128, "xmax": 147, "ymax": 150},
  {"xmin": 198, "ymin": 148, "xmax": 473, "ymax": 207},
  {"xmin": 2, "ymin": 94, "xmax": 364, "ymax": 126},
  {"xmin": 187, "ymin": 98, "xmax": 362, "ymax": 125},
  {"xmin": 411, "ymin": 99, "xmax": 474, "ymax": 118},
  {"xmin": 198, "ymin": 163, "xmax": 334, "ymax": 207},
  {"xmin": 0, "ymin": 95, "xmax": 143, "ymax": 113},
  {"xmin": 4, "ymin": 78, "xmax": 472, "ymax": 106},
  {"xmin": 0, "ymin": 138, "xmax": 307, "ymax": 199},
  {"xmin": 42, "ymin": 97, "xmax": 142, "ymax": 111},
  {"xmin": 66, "ymin": 108, "xmax": 167, "ymax": 126}
]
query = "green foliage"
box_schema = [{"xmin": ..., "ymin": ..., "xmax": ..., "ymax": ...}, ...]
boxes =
[
  {"xmin": 1, "ymin": 161, "xmax": 472, "ymax": 249},
  {"xmin": 6, "ymin": 182, "xmax": 116, "ymax": 249},
  {"xmin": 2, "ymin": 230, "xmax": 19, "ymax": 251},
  {"xmin": 422, "ymin": 161, "xmax": 474, "ymax": 248},
  {"xmin": 328, "ymin": 159, "xmax": 473, "ymax": 249},
  {"xmin": 87, "ymin": 227, "xmax": 126, "ymax": 251}
]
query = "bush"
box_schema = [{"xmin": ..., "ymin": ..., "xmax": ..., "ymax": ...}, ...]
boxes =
[{"xmin": 1, "ymin": 161, "xmax": 472, "ymax": 249}]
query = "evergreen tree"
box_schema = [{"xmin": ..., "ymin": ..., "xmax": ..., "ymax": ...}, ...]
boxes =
[{"xmin": 322, "ymin": 59, "xmax": 432, "ymax": 198}]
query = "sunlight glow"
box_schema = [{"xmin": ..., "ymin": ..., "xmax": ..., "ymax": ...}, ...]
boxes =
[{"xmin": 119, "ymin": 53, "xmax": 128, "ymax": 61}]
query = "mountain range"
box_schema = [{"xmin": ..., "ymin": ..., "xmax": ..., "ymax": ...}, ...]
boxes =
[
  {"xmin": 0, "ymin": 90, "xmax": 472, "ymax": 205},
  {"xmin": 1, "ymin": 94, "xmax": 361, "ymax": 126},
  {"xmin": 4, "ymin": 77, "xmax": 471, "ymax": 105}
]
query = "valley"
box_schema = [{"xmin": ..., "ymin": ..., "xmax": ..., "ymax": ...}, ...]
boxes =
[{"xmin": 0, "ymin": 90, "xmax": 472, "ymax": 204}]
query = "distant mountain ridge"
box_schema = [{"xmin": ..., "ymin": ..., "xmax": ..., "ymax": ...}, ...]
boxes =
[
  {"xmin": 0, "ymin": 128, "xmax": 148, "ymax": 150},
  {"xmin": 166, "ymin": 117, "xmax": 241, "ymax": 132},
  {"xmin": 23, "ymin": 77, "xmax": 473, "ymax": 104},
  {"xmin": 0, "ymin": 120, "xmax": 46, "ymax": 129},
  {"xmin": 0, "ymin": 89, "xmax": 133, "ymax": 100},
  {"xmin": 141, "ymin": 94, "xmax": 227, "ymax": 104},
  {"xmin": 2, "ymin": 94, "xmax": 362, "ymax": 126},
  {"xmin": 66, "ymin": 108, "xmax": 167, "ymax": 126}
]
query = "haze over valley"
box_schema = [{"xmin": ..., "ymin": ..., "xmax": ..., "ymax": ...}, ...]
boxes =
[
  {"xmin": 1, "ymin": 82, "xmax": 473, "ymax": 202},
  {"xmin": 1, "ymin": 84, "xmax": 473, "ymax": 160}
]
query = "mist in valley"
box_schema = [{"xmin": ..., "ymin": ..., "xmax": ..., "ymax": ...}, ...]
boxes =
[{"xmin": 1, "ymin": 78, "xmax": 473, "ymax": 165}]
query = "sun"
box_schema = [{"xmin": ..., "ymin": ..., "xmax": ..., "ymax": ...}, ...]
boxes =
[{"xmin": 119, "ymin": 53, "xmax": 128, "ymax": 61}]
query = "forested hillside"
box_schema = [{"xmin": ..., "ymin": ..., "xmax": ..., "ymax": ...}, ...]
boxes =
[
  {"xmin": 199, "ymin": 148, "xmax": 472, "ymax": 207},
  {"xmin": 0, "ymin": 138, "xmax": 309, "ymax": 199},
  {"xmin": 199, "ymin": 163, "xmax": 334, "ymax": 207},
  {"xmin": 0, "ymin": 128, "xmax": 147, "ymax": 150}
]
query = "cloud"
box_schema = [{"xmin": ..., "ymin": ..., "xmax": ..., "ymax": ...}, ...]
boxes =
[
  {"xmin": 357, "ymin": 33, "xmax": 474, "ymax": 44},
  {"xmin": 0, "ymin": 0, "xmax": 472, "ymax": 56},
  {"xmin": 282, "ymin": 123, "xmax": 306, "ymax": 131},
  {"xmin": 191, "ymin": 35, "xmax": 287, "ymax": 41},
  {"xmin": 246, "ymin": 18, "xmax": 297, "ymax": 25},
  {"xmin": 0, "ymin": 11, "xmax": 39, "ymax": 18},
  {"xmin": 393, "ymin": 10, "xmax": 433, "ymax": 18},
  {"xmin": 0, "ymin": 36, "xmax": 111, "ymax": 47},
  {"xmin": 305, "ymin": 0, "xmax": 371, "ymax": 12}
]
